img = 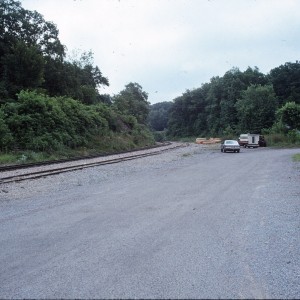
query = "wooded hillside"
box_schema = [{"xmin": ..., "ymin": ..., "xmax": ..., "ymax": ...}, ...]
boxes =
[
  {"xmin": 1, "ymin": 0, "xmax": 299, "ymax": 157},
  {"xmin": 149, "ymin": 64, "xmax": 300, "ymax": 140},
  {"xmin": 0, "ymin": 0, "xmax": 154, "ymax": 154}
]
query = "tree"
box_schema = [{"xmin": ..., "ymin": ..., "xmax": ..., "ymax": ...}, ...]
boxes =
[
  {"xmin": 148, "ymin": 101, "xmax": 173, "ymax": 131},
  {"xmin": 166, "ymin": 66, "xmax": 273, "ymax": 138},
  {"xmin": 0, "ymin": 90, "xmax": 112, "ymax": 151},
  {"xmin": 43, "ymin": 50, "xmax": 109, "ymax": 105},
  {"xmin": 241, "ymin": 66, "xmax": 269, "ymax": 86},
  {"xmin": 0, "ymin": 110, "xmax": 13, "ymax": 150},
  {"xmin": 219, "ymin": 67, "xmax": 268, "ymax": 132},
  {"xmin": 167, "ymin": 96, "xmax": 188, "ymax": 137},
  {"xmin": 0, "ymin": 1, "xmax": 110, "ymax": 105},
  {"xmin": 0, "ymin": 0, "xmax": 65, "ymax": 100},
  {"xmin": 235, "ymin": 85, "xmax": 278, "ymax": 133},
  {"xmin": 204, "ymin": 76, "xmax": 223, "ymax": 135},
  {"xmin": 0, "ymin": 0, "xmax": 65, "ymax": 58},
  {"xmin": 113, "ymin": 82, "xmax": 150, "ymax": 124},
  {"xmin": 2, "ymin": 41, "xmax": 44, "ymax": 97},
  {"xmin": 276, "ymin": 102, "xmax": 300, "ymax": 130},
  {"xmin": 269, "ymin": 61, "xmax": 300, "ymax": 106}
]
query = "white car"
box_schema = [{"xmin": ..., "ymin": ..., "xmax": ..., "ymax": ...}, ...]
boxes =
[{"xmin": 221, "ymin": 140, "xmax": 240, "ymax": 153}]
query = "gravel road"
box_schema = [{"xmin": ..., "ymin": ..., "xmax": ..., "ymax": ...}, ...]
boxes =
[{"xmin": 0, "ymin": 144, "xmax": 299, "ymax": 299}]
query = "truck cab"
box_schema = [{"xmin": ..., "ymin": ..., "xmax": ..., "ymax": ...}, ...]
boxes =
[
  {"xmin": 238, "ymin": 134, "xmax": 249, "ymax": 147},
  {"xmin": 238, "ymin": 133, "xmax": 261, "ymax": 148}
]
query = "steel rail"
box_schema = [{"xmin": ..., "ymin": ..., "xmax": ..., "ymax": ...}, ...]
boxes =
[
  {"xmin": 0, "ymin": 142, "xmax": 172, "ymax": 172},
  {"xmin": 0, "ymin": 143, "xmax": 184, "ymax": 184}
]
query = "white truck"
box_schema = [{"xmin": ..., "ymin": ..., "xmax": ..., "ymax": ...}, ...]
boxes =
[{"xmin": 238, "ymin": 133, "xmax": 260, "ymax": 148}]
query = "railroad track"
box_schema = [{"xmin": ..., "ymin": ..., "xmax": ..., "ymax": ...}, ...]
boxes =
[
  {"xmin": 0, "ymin": 142, "xmax": 173, "ymax": 172},
  {"xmin": 0, "ymin": 142, "xmax": 185, "ymax": 184}
]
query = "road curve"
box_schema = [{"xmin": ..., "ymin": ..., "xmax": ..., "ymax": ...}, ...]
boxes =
[{"xmin": 0, "ymin": 145, "xmax": 299, "ymax": 299}]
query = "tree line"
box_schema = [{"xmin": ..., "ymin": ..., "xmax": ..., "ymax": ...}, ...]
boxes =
[
  {"xmin": 1, "ymin": 0, "xmax": 299, "ymax": 155},
  {"xmin": 0, "ymin": 1, "xmax": 153, "ymax": 153},
  {"xmin": 149, "ymin": 64, "xmax": 300, "ymax": 140},
  {"xmin": 0, "ymin": 0, "xmax": 109, "ymax": 105}
]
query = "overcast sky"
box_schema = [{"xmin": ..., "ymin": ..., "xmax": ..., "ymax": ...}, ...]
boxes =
[{"xmin": 22, "ymin": 0, "xmax": 300, "ymax": 104}]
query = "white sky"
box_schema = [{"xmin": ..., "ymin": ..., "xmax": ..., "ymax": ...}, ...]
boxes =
[{"xmin": 21, "ymin": 0, "xmax": 300, "ymax": 104}]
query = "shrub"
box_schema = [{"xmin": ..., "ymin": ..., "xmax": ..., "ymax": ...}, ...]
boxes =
[{"xmin": 0, "ymin": 90, "xmax": 155, "ymax": 154}]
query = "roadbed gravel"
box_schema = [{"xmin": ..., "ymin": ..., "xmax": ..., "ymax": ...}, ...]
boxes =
[
  {"xmin": 0, "ymin": 142, "xmax": 204, "ymax": 201},
  {"xmin": 0, "ymin": 143, "xmax": 299, "ymax": 299}
]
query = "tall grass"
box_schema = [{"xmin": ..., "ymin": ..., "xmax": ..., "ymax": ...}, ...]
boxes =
[
  {"xmin": 0, "ymin": 154, "xmax": 16, "ymax": 164},
  {"xmin": 265, "ymin": 133, "xmax": 300, "ymax": 147},
  {"xmin": 0, "ymin": 131, "xmax": 155, "ymax": 165}
]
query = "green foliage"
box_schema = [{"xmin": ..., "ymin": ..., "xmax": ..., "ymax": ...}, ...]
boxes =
[
  {"xmin": 0, "ymin": 90, "xmax": 154, "ymax": 153},
  {"xmin": 2, "ymin": 41, "xmax": 44, "ymax": 96},
  {"xmin": 276, "ymin": 102, "xmax": 300, "ymax": 130},
  {"xmin": 0, "ymin": 91, "xmax": 107, "ymax": 151},
  {"xmin": 167, "ymin": 67, "xmax": 269, "ymax": 137},
  {"xmin": 2, "ymin": 1, "xmax": 299, "ymax": 153},
  {"xmin": 269, "ymin": 61, "xmax": 300, "ymax": 106},
  {"xmin": 222, "ymin": 125, "xmax": 236, "ymax": 137},
  {"xmin": 152, "ymin": 131, "xmax": 167, "ymax": 142},
  {"xmin": 235, "ymin": 84, "xmax": 278, "ymax": 133},
  {"xmin": 131, "ymin": 124, "xmax": 155, "ymax": 146},
  {"xmin": 293, "ymin": 153, "xmax": 300, "ymax": 162},
  {"xmin": 148, "ymin": 101, "xmax": 173, "ymax": 131},
  {"xmin": 113, "ymin": 82, "xmax": 150, "ymax": 124},
  {"xmin": 287, "ymin": 129, "xmax": 300, "ymax": 143},
  {"xmin": 0, "ymin": 110, "xmax": 13, "ymax": 150},
  {"xmin": 0, "ymin": 153, "xmax": 16, "ymax": 164},
  {"xmin": 0, "ymin": 1, "xmax": 109, "ymax": 104},
  {"xmin": 0, "ymin": 0, "xmax": 65, "ymax": 99},
  {"xmin": 0, "ymin": 0, "xmax": 65, "ymax": 58},
  {"xmin": 263, "ymin": 132, "xmax": 300, "ymax": 147}
]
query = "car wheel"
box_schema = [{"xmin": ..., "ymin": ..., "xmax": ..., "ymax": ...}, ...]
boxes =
[
  {"xmin": 221, "ymin": 148, "xmax": 223, "ymax": 152},
  {"xmin": 237, "ymin": 150, "xmax": 240, "ymax": 153}
]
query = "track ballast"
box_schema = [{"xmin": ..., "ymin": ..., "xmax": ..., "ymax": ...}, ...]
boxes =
[{"xmin": 0, "ymin": 142, "xmax": 186, "ymax": 184}]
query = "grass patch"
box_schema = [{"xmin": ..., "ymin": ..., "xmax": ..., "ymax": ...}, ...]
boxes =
[
  {"xmin": 0, "ymin": 153, "xmax": 16, "ymax": 164},
  {"xmin": 182, "ymin": 153, "xmax": 192, "ymax": 157},
  {"xmin": 265, "ymin": 133, "xmax": 300, "ymax": 148},
  {"xmin": 292, "ymin": 153, "xmax": 300, "ymax": 162},
  {"xmin": 0, "ymin": 151, "xmax": 69, "ymax": 165},
  {"xmin": 178, "ymin": 137, "xmax": 198, "ymax": 143},
  {"xmin": 0, "ymin": 132, "xmax": 155, "ymax": 166}
]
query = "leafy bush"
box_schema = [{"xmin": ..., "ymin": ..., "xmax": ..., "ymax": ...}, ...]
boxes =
[
  {"xmin": 0, "ymin": 110, "xmax": 13, "ymax": 151},
  {"xmin": 276, "ymin": 102, "xmax": 300, "ymax": 130},
  {"xmin": 153, "ymin": 131, "xmax": 167, "ymax": 142},
  {"xmin": 0, "ymin": 90, "xmax": 155, "ymax": 154}
]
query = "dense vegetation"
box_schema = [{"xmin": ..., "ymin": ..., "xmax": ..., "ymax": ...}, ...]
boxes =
[
  {"xmin": 149, "ymin": 64, "xmax": 300, "ymax": 144},
  {"xmin": 0, "ymin": 90, "xmax": 154, "ymax": 152},
  {"xmin": 0, "ymin": 0, "xmax": 154, "ymax": 158},
  {"xmin": 0, "ymin": 0, "xmax": 299, "ymax": 162}
]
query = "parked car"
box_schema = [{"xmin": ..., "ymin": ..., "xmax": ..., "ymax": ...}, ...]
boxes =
[{"xmin": 221, "ymin": 140, "xmax": 240, "ymax": 153}]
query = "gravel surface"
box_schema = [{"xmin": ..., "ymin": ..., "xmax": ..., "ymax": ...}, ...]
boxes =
[
  {"xmin": 0, "ymin": 142, "xmax": 189, "ymax": 199},
  {"xmin": 0, "ymin": 142, "xmax": 184, "ymax": 179},
  {"xmin": 0, "ymin": 144, "xmax": 299, "ymax": 299}
]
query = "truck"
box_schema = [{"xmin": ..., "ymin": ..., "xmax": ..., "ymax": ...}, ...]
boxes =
[
  {"xmin": 246, "ymin": 134, "xmax": 260, "ymax": 148},
  {"xmin": 238, "ymin": 133, "xmax": 266, "ymax": 148},
  {"xmin": 238, "ymin": 134, "xmax": 249, "ymax": 147}
]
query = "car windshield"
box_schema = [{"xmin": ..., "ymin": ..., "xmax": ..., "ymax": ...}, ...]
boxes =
[{"xmin": 225, "ymin": 140, "xmax": 238, "ymax": 145}]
